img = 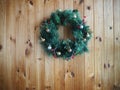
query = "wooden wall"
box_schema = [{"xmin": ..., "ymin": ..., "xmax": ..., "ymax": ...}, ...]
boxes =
[{"xmin": 0, "ymin": 0, "xmax": 120, "ymax": 90}]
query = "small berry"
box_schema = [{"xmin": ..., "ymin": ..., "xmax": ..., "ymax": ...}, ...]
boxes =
[{"xmin": 83, "ymin": 16, "xmax": 86, "ymax": 18}]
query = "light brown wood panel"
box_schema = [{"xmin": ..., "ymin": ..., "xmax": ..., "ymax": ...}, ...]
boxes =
[
  {"xmin": 44, "ymin": 0, "xmax": 55, "ymax": 90},
  {"xmin": 34, "ymin": 0, "xmax": 45, "ymax": 90},
  {"xmin": 84, "ymin": 0, "xmax": 95, "ymax": 90},
  {"xmin": 103, "ymin": 0, "xmax": 114, "ymax": 90},
  {"xmin": 54, "ymin": 0, "xmax": 65, "ymax": 90},
  {"xmin": 0, "ymin": 0, "xmax": 120, "ymax": 90},
  {"xmin": 0, "ymin": 0, "xmax": 6, "ymax": 90},
  {"xmin": 114, "ymin": 0, "xmax": 120, "ymax": 89},
  {"xmin": 15, "ymin": 0, "xmax": 27, "ymax": 89},
  {"xmin": 73, "ymin": 0, "xmax": 85, "ymax": 90},
  {"xmin": 6, "ymin": 0, "xmax": 16, "ymax": 90},
  {"xmin": 94, "ymin": 0, "xmax": 103, "ymax": 90}
]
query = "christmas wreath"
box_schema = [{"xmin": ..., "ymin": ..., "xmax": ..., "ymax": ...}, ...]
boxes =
[{"xmin": 39, "ymin": 9, "xmax": 92, "ymax": 60}]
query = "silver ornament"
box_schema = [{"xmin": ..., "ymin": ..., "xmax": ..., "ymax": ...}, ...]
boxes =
[
  {"xmin": 46, "ymin": 29, "xmax": 50, "ymax": 32},
  {"xmin": 74, "ymin": 14, "xmax": 77, "ymax": 18},
  {"xmin": 68, "ymin": 48, "xmax": 72, "ymax": 52},
  {"xmin": 58, "ymin": 9, "xmax": 62, "ymax": 11},
  {"xmin": 80, "ymin": 25, "xmax": 84, "ymax": 29},
  {"xmin": 48, "ymin": 45, "xmax": 52, "ymax": 50},
  {"xmin": 83, "ymin": 38, "xmax": 86, "ymax": 41},
  {"xmin": 87, "ymin": 33, "xmax": 90, "ymax": 37},
  {"xmin": 57, "ymin": 52, "xmax": 61, "ymax": 55}
]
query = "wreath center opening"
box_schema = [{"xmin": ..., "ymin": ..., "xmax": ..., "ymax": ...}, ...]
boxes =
[{"xmin": 58, "ymin": 25, "xmax": 75, "ymax": 41}]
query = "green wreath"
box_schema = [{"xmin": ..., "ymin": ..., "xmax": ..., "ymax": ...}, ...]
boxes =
[{"xmin": 39, "ymin": 9, "xmax": 92, "ymax": 60}]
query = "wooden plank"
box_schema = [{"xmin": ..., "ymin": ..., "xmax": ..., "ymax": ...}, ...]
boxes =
[
  {"xmin": 114, "ymin": 0, "xmax": 120, "ymax": 89},
  {"xmin": 54, "ymin": 0, "xmax": 65, "ymax": 90},
  {"xmin": 103, "ymin": 0, "xmax": 114, "ymax": 89},
  {"xmin": 64, "ymin": 1, "xmax": 75, "ymax": 90},
  {"xmin": 34, "ymin": 0, "xmax": 45, "ymax": 90},
  {"xmin": 15, "ymin": 0, "xmax": 28, "ymax": 90},
  {"xmin": 6, "ymin": 0, "xmax": 16, "ymax": 90},
  {"xmin": 44, "ymin": 0, "xmax": 55, "ymax": 90},
  {"xmin": 25, "ymin": 0, "xmax": 36, "ymax": 89},
  {"xmin": 84, "ymin": 0, "xmax": 95, "ymax": 90},
  {"xmin": 0, "ymin": 0, "xmax": 6, "ymax": 90},
  {"xmin": 94, "ymin": 0, "xmax": 103, "ymax": 90},
  {"xmin": 73, "ymin": 0, "xmax": 85, "ymax": 90}
]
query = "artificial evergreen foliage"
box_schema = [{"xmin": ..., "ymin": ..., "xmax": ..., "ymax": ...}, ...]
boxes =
[{"xmin": 39, "ymin": 9, "xmax": 92, "ymax": 60}]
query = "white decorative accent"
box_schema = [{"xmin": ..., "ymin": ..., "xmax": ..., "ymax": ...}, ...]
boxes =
[
  {"xmin": 74, "ymin": 14, "xmax": 77, "ymax": 18},
  {"xmin": 41, "ymin": 37, "xmax": 45, "ymax": 42},
  {"xmin": 80, "ymin": 25, "xmax": 84, "ymax": 29},
  {"xmin": 58, "ymin": 9, "xmax": 62, "ymax": 11},
  {"xmin": 46, "ymin": 29, "xmax": 50, "ymax": 32},
  {"xmin": 57, "ymin": 52, "xmax": 61, "ymax": 55},
  {"xmin": 68, "ymin": 48, "xmax": 72, "ymax": 52},
  {"xmin": 87, "ymin": 33, "xmax": 90, "ymax": 37},
  {"xmin": 48, "ymin": 45, "xmax": 52, "ymax": 50},
  {"xmin": 83, "ymin": 38, "xmax": 86, "ymax": 41}
]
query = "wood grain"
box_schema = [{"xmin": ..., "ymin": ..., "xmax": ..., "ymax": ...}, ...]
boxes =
[
  {"xmin": 84, "ymin": 0, "xmax": 95, "ymax": 90},
  {"xmin": 6, "ymin": 1, "xmax": 16, "ymax": 90},
  {"xmin": 0, "ymin": 0, "xmax": 120, "ymax": 90},
  {"xmin": 34, "ymin": 0, "xmax": 45, "ymax": 90},
  {"xmin": 73, "ymin": 0, "xmax": 85, "ymax": 90},
  {"xmin": 44, "ymin": 0, "xmax": 55, "ymax": 90},
  {"xmin": 114, "ymin": 0, "xmax": 120, "ymax": 90},
  {"xmin": 54, "ymin": 0, "xmax": 65, "ymax": 90},
  {"xmin": 0, "ymin": 0, "xmax": 6, "ymax": 90},
  {"xmin": 103, "ymin": 0, "xmax": 114, "ymax": 90},
  {"xmin": 94, "ymin": 0, "xmax": 103, "ymax": 90}
]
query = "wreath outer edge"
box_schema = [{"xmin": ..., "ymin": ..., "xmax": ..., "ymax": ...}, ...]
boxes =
[{"xmin": 39, "ymin": 9, "xmax": 92, "ymax": 60}]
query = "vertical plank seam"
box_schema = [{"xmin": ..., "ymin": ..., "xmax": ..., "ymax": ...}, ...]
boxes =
[
  {"xmin": 102, "ymin": 0, "xmax": 104, "ymax": 90},
  {"xmin": 112, "ymin": 0, "xmax": 115, "ymax": 87},
  {"xmin": 83, "ymin": 1, "xmax": 85, "ymax": 90},
  {"xmin": 93, "ymin": 0, "xmax": 96, "ymax": 89},
  {"xmin": 83, "ymin": 2, "xmax": 85, "ymax": 89},
  {"xmin": 93, "ymin": 0, "xmax": 95, "ymax": 89},
  {"xmin": 53, "ymin": 1, "xmax": 56, "ymax": 90},
  {"xmin": 4, "ymin": 0, "xmax": 7, "ymax": 89},
  {"xmin": 43, "ymin": 1, "xmax": 45, "ymax": 89}
]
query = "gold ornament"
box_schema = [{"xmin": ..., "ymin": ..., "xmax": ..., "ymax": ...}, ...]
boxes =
[{"xmin": 41, "ymin": 37, "xmax": 45, "ymax": 42}]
